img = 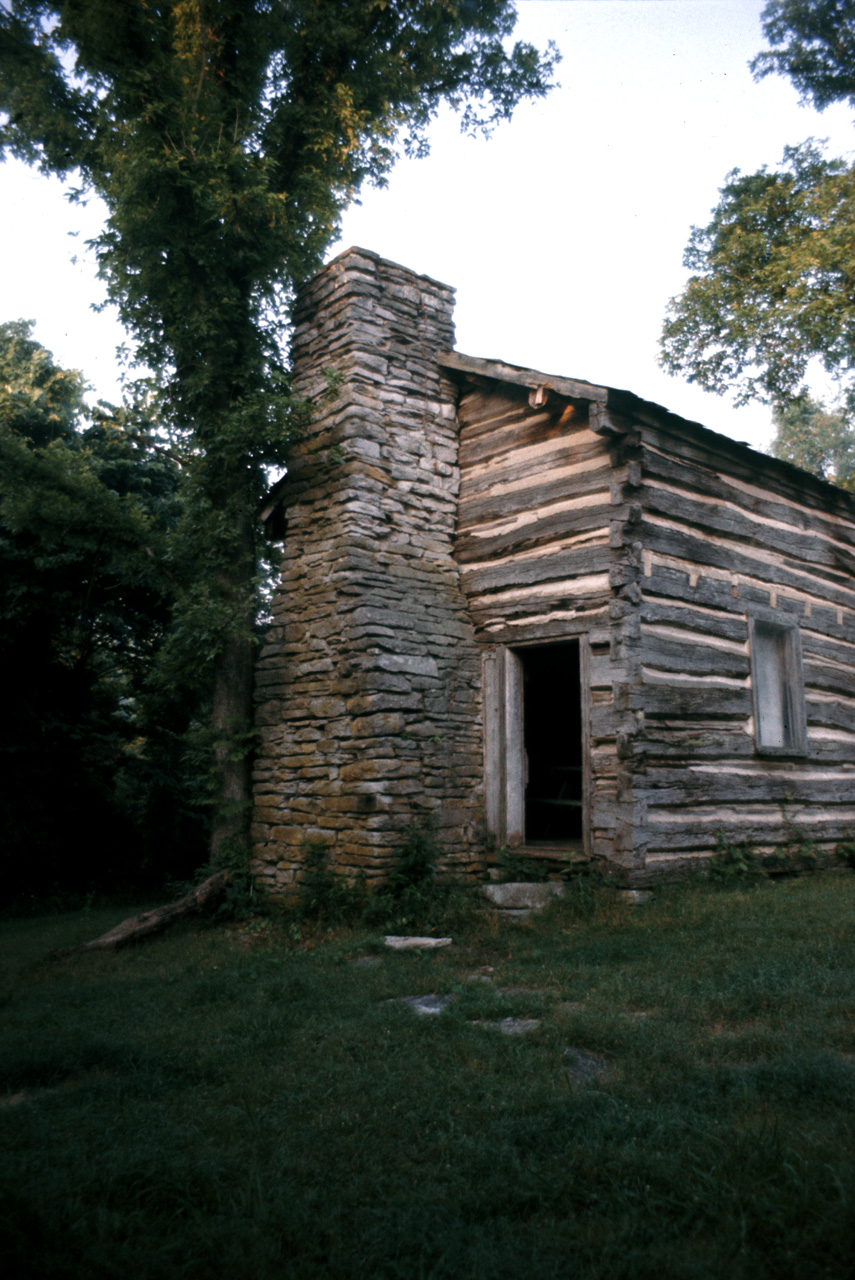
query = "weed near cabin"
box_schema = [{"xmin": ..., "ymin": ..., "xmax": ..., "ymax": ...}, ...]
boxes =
[
  {"xmin": 710, "ymin": 827, "xmax": 836, "ymax": 882},
  {"xmin": 3, "ymin": 874, "xmax": 855, "ymax": 1278},
  {"xmin": 296, "ymin": 818, "xmax": 481, "ymax": 935}
]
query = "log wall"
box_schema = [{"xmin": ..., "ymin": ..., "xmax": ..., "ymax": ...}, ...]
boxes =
[
  {"xmin": 453, "ymin": 384, "xmax": 646, "ymax": 871},
  {"xmin": 623, "ymin": 408, "xmax": 855, "ymax": 877}
]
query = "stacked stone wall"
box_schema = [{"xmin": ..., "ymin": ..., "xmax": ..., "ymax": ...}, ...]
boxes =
[{"xmin": 252, "ymin": 249, "xmax": 486, "ymax": 895}]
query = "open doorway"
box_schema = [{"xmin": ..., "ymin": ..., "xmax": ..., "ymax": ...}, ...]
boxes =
[{"xmin": 519, "ymin": 641, "xmax": 583, "ymax": 843}]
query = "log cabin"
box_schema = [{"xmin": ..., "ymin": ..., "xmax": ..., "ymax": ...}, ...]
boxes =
[{"xmin": 252, "ymin": 248, "xmax": 855, "ymax": 892}]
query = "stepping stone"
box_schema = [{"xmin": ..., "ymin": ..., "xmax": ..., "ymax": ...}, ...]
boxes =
[
  {"xmin": 385, "ymin": 994, "xmax": 455, "ymax": 1016},
  {"xmin": 474, "ymin": 1017, "xmax": 541, "ymax": 1035},
  {"xmin": 384, "ymin": 936, "xmax": 452, "ymax": 951},
  {"xmin": 482, "ymin": 883, "xmax": 565, "ymax": 912},
  {"xmin": 564, "ymin": 1047, "xmax": 610, "ymax": 1081}
]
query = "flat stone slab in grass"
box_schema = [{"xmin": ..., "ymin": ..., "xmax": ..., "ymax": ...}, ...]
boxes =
[
  {"xmin": 474, "ymin": 1017, "xmax": 542, "ymax": 1036},
  {"xmin": 564, "ymin": 1047, "xmax": 610, "ymax": 1081},
  {"xmin": 482, "ymin": 883, "xmax": 565, "ymax": 911},
  {"xmin": 386, "ymin": 994, "xmax": 456, "ymax": 1016},
  {"xmin": 620, "ymin": 890, "xmax": 653, "ymax": 906},
  {"xmin": 384, "ymin": 936, "xmax": 452, "ymax": 951}
]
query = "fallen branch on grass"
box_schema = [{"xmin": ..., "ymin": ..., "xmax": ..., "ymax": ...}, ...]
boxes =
[{"xmin": 50, "ymin": 869, "xmax": 233, "ymax": 958}]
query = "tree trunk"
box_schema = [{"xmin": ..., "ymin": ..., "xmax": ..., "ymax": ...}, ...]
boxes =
[{"xmin": 209, "ymin": 506, "xmax": 257, "ymax": 866}]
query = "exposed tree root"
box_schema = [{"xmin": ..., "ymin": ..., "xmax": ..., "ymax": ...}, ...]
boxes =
[{"xmin": 50, "ymin": 869, "xmax": 232, "ymax": 958}]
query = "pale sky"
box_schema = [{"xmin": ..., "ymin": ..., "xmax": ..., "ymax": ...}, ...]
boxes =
[{"xmin": 2, "ymin": 0, "xmax": 854, "ymax": 452}]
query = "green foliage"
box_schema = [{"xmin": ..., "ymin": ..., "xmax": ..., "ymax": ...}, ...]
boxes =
[
  {"xmin": 660, "ymin": 142, "xmax": 855, "ymax": 413},
  {"xmin": 752, "ymin": 0, "xmax": 855, "ymax": 113},
  {"xmin": 836, "ymin": 837, "xmax": 855, "ymax": 867},
  {"xmin": 365, "ymin": 814, "xmax": 462, "ymax": 931},
  {"xmin": 496, "ymin": 845, "xmax": 552, "ymax": 882},
  {"xmin": 0, "ymin": 325, "xmax": 208, "ymax": 902},
  {"xmin": 386, "ymin": 814, "xmax": 440, "ymax": 898},
  {"xmin": 709, "ymin": 832, "xmax": 763, "ymax": 882},
  {"xmin": 770, "ymin": 390, "xmax": 855, "ymax": 485},
  {"xmin": 294, "ymin": 819, "xmax": 477, "ymax": 933},
  {"xmin": 0, "ymin": 318, "xmax": 84, "ymax": 445},
  {"xmin": 296, "ymin": 839, "xmax": 368, "ymax": 926},
  {"xmin": 0, "ymin": 0, "xmax": 557, "ymax": 866},
  {"xmin": 555, "ymin": 863, "xmax": 620, "ymax": 919},
  {"xmin": 661, "ymin": 3, "xmax": 855, "ymax": 451},
  {"xmin": 766, "ymin": 830, "xmax": 820, "ymax": 875},
  {"xmin": 711, "ymin": 827, "xmax": 826, "ymax": 883}
]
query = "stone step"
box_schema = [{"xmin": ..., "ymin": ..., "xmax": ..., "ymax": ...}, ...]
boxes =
[{"xmin": 482, "ymin": 881, "xmax": 565, "ymax": 918}]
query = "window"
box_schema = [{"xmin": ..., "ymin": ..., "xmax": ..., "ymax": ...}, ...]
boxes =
[{"xmin": 748, "ymin": 616, "xmax": 807, "ymax": 754}]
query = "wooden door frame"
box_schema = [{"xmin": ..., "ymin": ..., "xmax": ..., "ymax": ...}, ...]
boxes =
[{"xmin": 483, "ymin": 638, "xmax": 591, "ymax": 854}]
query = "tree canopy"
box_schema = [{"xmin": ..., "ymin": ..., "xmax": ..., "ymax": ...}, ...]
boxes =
[
  {"xmin": 0, "ymin": 1, "xmax": 557, "ymax": 867},
  {"xmin": 0, "ymin": 323, "xmax": 208, "ymax": 901},
  {"xmin": 660, "ymin": 0, "xmax": 855, "ymax": 449},
  {"xmin": 769, "ymin": 390, "xmax": 855, "ymax": 484},
  {"xmin": 751, "ymin": 0, "xmax": 855, "ymax": 111}
]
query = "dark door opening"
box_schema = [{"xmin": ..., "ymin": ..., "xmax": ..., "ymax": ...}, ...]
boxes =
[{"xmin": 520, "ymin": 641, "xmax": 583, "ymax": 842}]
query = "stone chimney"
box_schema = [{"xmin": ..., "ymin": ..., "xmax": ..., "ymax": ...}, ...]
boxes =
[{"xmin": 252, "ymin": 249, "xmax": 485, "ymax": 895}]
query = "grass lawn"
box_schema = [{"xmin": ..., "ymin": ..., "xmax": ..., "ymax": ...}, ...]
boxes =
[{"xmin": 2, "ymin": 873, "xmax": 855, "ymax": 1278}]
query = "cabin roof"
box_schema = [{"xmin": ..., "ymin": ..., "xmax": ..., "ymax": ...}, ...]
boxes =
[{"xmin": 439, "ymin": 349, "xmax": 855, "ymax": 520}]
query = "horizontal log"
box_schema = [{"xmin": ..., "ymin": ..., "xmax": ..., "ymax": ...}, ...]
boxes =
[
  {"xmin": 639, "ymin": 421, "xmax": 855, "ymax": 522},
  {"xmin": 640, "ymin": 521, "xmax": 855, "ymax": 607},
  {"xmin": 468, "ymin": 591, "xmax": 613, "ymax": 631},
  {"xmin": 645, "ymin": 814, "xmax": 855, "ymax": 850},
  {"xmin": 460, "ymin": 436, "xmax": 601, "ymax": 497},
  {"xmin": 460, "ymin": 544, "xmax": 613, "ymax": 596},
  {"xmin": 803, "ymin": 660, "xmax": 855, "ymax": 699},
  {"xmin": 455, "ymin": 503, "xmax": 612, "ymax": 564},
  {"xmin": 800, "ymin": 630, "xmax": 855, "ymax": 668},
  {"xmin": 804, "ymin": 695, "xmax": 855, "ymax": 732},
  {"xmin": 631, "ymin": 731, "xmax": 755, "ymax": 759},
  {"xmin": 638, "ymin": 771, "xmax": 855, "ymax": 806},
  {"xmin": 471, "ymin": 605, "xmax": 610, "ymax": 647},
  {"xmin": 639, "ymin": 480, "xmax": 855, "ymax": 577},
  {"xmin": 639, "ymin": 441, "xmax": 850, "ymax": 531},
  {"xmin": 459, "ymin": 411, "xmax": 602, "ymax": 470},
  {"xmin": 639, "ymin": 599, "xmax": 749, "ymax": 643},
  {"xmin": 642, "ymin": 565, "xmax": 765, "ymax": 613},
  {"xmin": 637, "ymin": 738, "xmax": 855, "ymax": 766},
  {"xmin": 457, "ymin": 386, "xmax": 532, "ymax": 432},
  {"xmin": 459, "ymin": 464, "xmax": 614, "ymax": 528},
  {"xmin": 640, "ymin": 634, "xmax": 749, "ymax": 679},
  {"xmin": 631, "ymin": 685, "xmax": 751, "ymax": 717},
  {"xmin": 642, "ymin": 566, "xmax": 855, "ymax": 644}
]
